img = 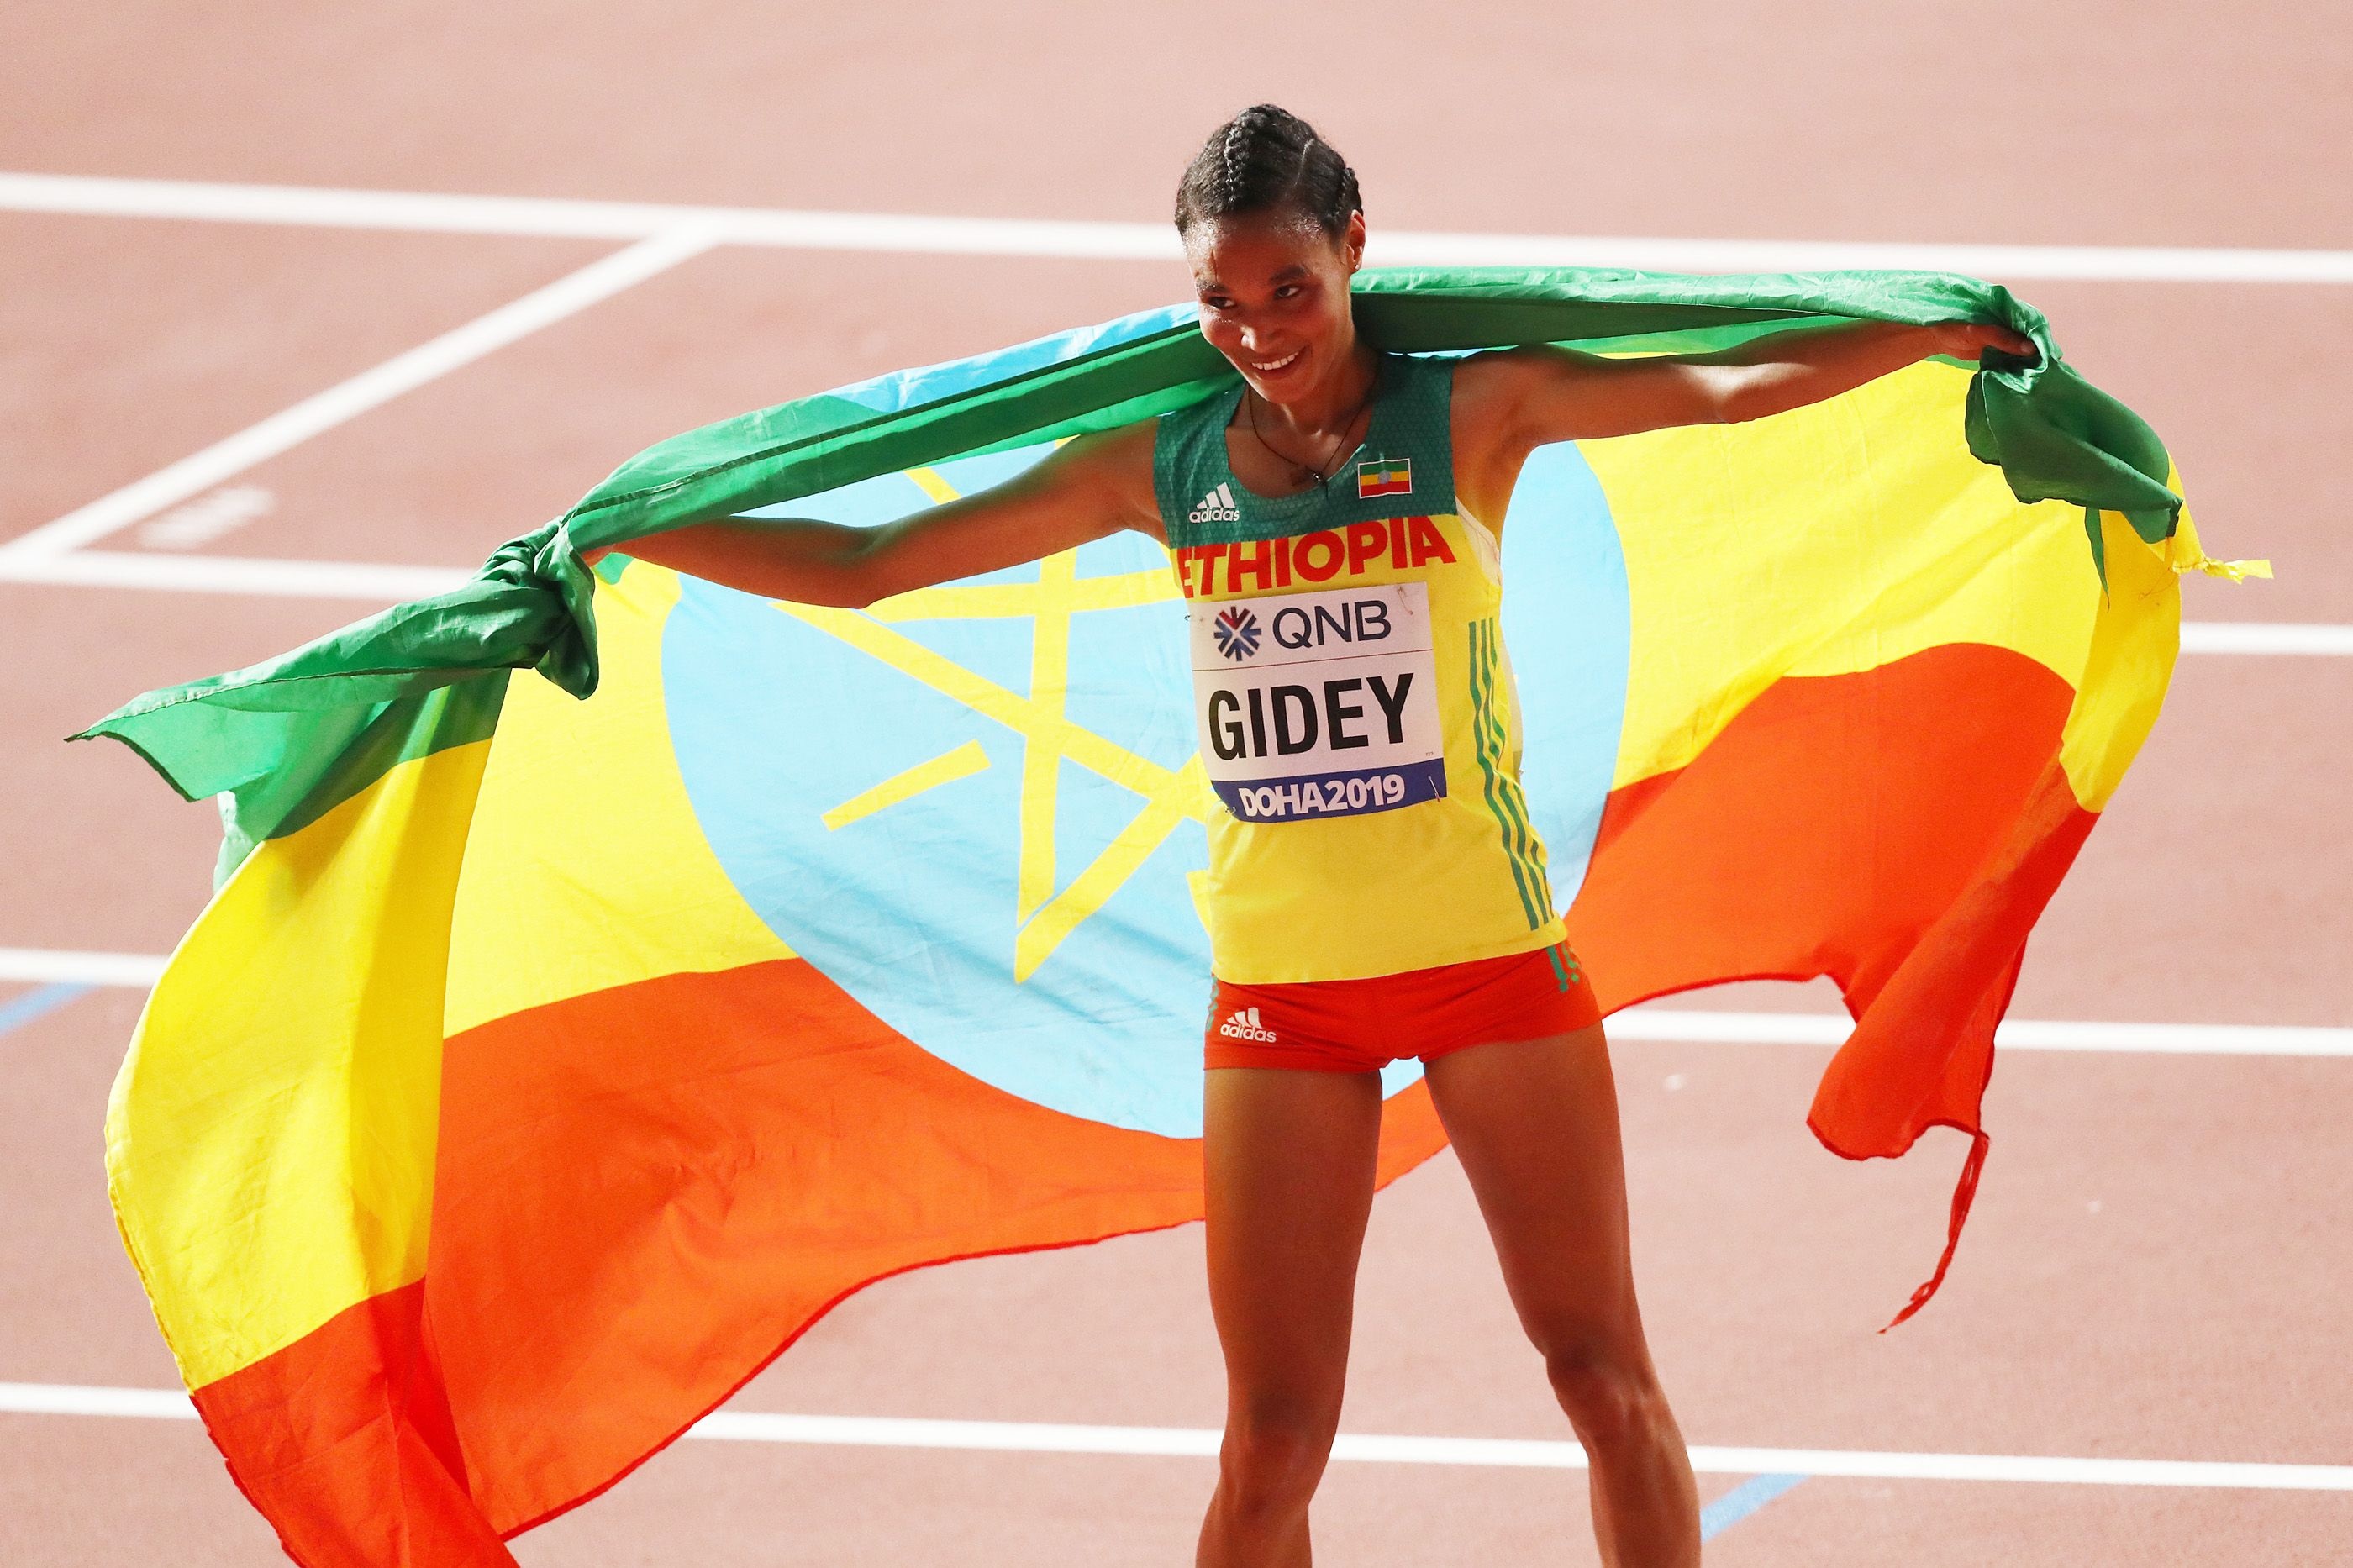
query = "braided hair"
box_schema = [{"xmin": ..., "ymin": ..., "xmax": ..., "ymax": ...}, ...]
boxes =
[{"xmin": 1174, "ymin": 105, "xmax": 1362, "ymax": 239}]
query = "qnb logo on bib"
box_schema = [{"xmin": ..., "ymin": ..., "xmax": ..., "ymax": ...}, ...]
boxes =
[
  {"xmin": 1212, "ymin": 606, "xmax": 1260, "ymax": 660},
  {"xmin": 1189, "ymin": 581, "xmax": 1445, "ymax": 823}
]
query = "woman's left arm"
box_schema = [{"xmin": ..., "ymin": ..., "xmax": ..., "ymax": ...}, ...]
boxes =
[
  {"xmin": 1452, "ymin": 318, "xmax": 2037, "ymax": 524},
  {"xmin": 1482, "ymin": 319, "xmax": 2035, "ymax": 444}
]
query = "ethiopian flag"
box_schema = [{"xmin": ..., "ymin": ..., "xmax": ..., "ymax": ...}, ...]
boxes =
[
  {"xmin": 1355, "ymin": 453, "xmax": 1413, "ymax": 497},
  {"xmin": 85, "ymin": 267, "xmax": 2251, "ymax": 1566}
]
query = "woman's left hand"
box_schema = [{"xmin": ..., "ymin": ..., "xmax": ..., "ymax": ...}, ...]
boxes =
[{"xmin": 1935, "ymin": 320, "xmax": 2040, "ymax": 362}]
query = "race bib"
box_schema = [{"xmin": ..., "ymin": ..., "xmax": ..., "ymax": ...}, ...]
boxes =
[{"xmin": 1189, "ymin": 581, "xmax": 1446, "ymax": 823}]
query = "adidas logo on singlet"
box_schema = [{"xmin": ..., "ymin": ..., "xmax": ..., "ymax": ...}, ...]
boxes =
[
  {"xmin": 1218, "ymin": 1006, "xmax": 1277, "ymax": 1043},
  {"xmin": 1189, "ymin": 482, "xmax": 1241, "ymax": 525}
]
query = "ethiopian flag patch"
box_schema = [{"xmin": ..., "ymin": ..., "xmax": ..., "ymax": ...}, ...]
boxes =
[{"xmin": 1356, "ymin": 455, "xmax": 1413, "ymax": 498}]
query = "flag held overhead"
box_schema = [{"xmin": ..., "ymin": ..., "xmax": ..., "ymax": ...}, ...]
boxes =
[{"xmin": 81, "ymin": 266, "xmax": 2245, "ymax": 1567}]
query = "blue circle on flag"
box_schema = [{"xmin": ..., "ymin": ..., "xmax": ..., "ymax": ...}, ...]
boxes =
[{"xmin": 663, "ymin": 439, "xmax": 1626, "ymax": 1139}]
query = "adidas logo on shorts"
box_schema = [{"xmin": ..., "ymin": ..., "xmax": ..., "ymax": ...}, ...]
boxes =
[
  {"xmin": 1189, "ymin": 482, "xmax": 1241, "ymax": 525},
  {"xmin": 1218, "ymin": 1006, "xmax": 1277, "ymax": 1043}
]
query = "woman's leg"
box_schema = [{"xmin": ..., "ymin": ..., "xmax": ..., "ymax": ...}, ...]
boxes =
[
  {"xmin": 1197, "ymin": 1066, "xmax": 1385, "ymax": 1568},
  {"xmin": 1423, "ymin": 1025, "xmax": 1701, "ymax": 1568}
]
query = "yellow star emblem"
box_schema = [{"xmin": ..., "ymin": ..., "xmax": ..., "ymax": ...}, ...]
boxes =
[{"xmin": 779, "ymin": 466, "xmax": 1213, "ymax": 982}]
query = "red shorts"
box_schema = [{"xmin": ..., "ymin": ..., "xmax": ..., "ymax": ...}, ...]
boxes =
[{"xmin": 1204, "ymin": 942, "xmax": 1603, "ymax": 1073}]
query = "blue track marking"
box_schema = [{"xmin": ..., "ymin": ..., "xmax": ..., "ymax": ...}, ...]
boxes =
[
  {"xmin": 1699, "ymin": 1472, "xmax": 1808, "ymax": 1543},
  {"xmin": 0, "ymin": 983, "xmax": 93, "ymax": 1036}
]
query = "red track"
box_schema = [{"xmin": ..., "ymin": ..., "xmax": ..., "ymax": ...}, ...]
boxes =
[{"xmin": 3, "ymin": 4, "xmax": 2346, "ymax": 1563}]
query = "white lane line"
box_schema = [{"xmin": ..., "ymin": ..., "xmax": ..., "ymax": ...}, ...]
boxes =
[
  {"xmin": 3, "ymin": 1383, "xmax": 2345, "ymax": 1491},
  {"xmin": 1613, "ymin": 1010, "xmax": 2353, "ymax": 1058},
  {"xmin": 0, "ymin": 1383, "xmax": 194, "ymax": 1419},
  {"xmin": 137, "ymin": 485, "xmax": 276, "ymax": 550},
  {"xmin": 1377, "ymin": 232, "xmax": 2353, "ymax": 285},
  {"xmin": 2180, "ymin": 621, "xmax": 2353, "ymax": 655},
  {"xmin": 0, "ymin": 550, "xmax": 470, "ymax": 601},
  {"xmin": 692, "ymin": 1413, "xmax": 2353, "ymax": 1492},
  {"xmin": 1985, "ymin": 1019, "xmax": 2353, "ymax": 1056},
  {"xmin": 0, "ymin": 949, "xmax": 166, "ymax": 987},
  {"xmin": 0, "ymin": 226, "xmax": 719, "ymax": 566},
  {"xmin": 0, "ymin": 550, "xmax": 2344, "ymax": 662},
  {"xmin": 3, "ymin": 947, "xmax": 2345, "ymax": 1056},
  {"xmin": 4, "ymin": 171, "xmax": 2351, "ymax": 284}
]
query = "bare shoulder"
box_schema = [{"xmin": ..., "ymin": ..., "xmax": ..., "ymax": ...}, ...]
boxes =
[
  {"xmin": 1447, "ymin": 348, "xmax": 1576, "ymax": 484},
  {"xmin": 1454, "ymin": 345, "xmax": 1573, "ymax": 395},
  {"xmin": 1451, "ymin": 346, "xmax": 1591, "ymax": 438},
  {"xmin": 1447, "ymin": 347, "xmax": 1640, "ymax": 527},
  {"xmin": 1057, "ymin": 418, "xmax": 1159, "ymax": 479},
  {"xmin": 1455, "ymin": 344, "xmax": 1603, "ymax": 415},
  {"xmin": 1031, "ymin": 418, "xmax": 1164, "ymax": 541}
]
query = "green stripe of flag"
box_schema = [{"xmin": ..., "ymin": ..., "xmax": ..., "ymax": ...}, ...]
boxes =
[{"xmin": 81, "ymin": 266, "xmax": 2177, "ymax": 871}]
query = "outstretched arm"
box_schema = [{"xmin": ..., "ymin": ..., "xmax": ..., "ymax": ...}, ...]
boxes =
[
  {"xmin": 1481, "ymin": 318, "xmax": 2035, "ymax": 444},
  {"xmin": 583, "ymin": 423, "xmax": 1161, "ymax": 608},
  {"xmin": 1451, "ymin": 318, "xmax": 2036, "ymax": 525}
]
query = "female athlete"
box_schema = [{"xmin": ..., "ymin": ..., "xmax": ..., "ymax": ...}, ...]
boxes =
[{"xmin": 613, "ymin": 105, "xmax": 2033, "ymax": 1568}]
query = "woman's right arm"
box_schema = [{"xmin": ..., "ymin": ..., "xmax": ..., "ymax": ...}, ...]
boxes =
[{"xmin": 589, "ymin": 423, "xmax": 1162, "ymax": 608}]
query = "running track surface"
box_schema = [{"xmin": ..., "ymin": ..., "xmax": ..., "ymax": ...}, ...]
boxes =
[{"xmin": 3, "ymin": 5, "xmax": 2348, "ymax": 1564}]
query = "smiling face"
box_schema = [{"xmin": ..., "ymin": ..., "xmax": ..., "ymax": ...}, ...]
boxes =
[{"xmin": 1184, "ymin": 210, "xmax": 1366, "ymax": 408}]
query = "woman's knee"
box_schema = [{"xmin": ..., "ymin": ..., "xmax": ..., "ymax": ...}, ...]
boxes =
[
  {"xmin": 1219, "ymin": 1398, "xmax": 1339, "ymax": 1511},
  {"xmin": 1540, "ymin": 1339, "xmax": 1669, "ymax": 1448}
]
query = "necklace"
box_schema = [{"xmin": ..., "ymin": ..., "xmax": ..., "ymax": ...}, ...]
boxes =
[{"xmin": 1243, "ymin": 359, "xmax": 1378, "ymax": 490}]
